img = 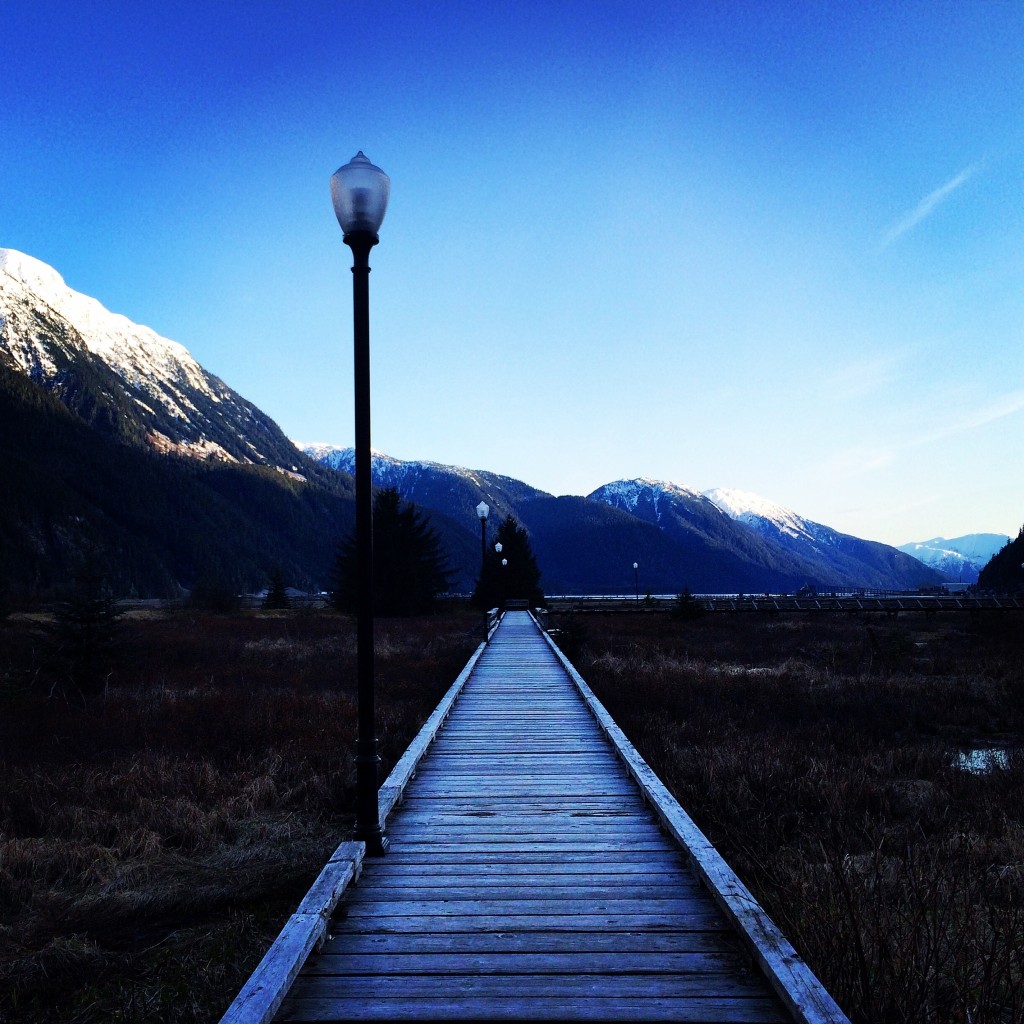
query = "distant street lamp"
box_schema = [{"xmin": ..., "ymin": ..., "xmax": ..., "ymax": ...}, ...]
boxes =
[
  {"xmin": 495, "ymin": 542, "xmax": 503, "ymax": 554},
  {"xmin": 331, "ymin": 151, "xmax": 390, "ymax": 856},
  {"xmin": 476, "ymin": 501, "xmax": 490, "ymax": 583},
  {"xmin": 633, "ymin": 562, "xmax": 640, "ymax": 606}
]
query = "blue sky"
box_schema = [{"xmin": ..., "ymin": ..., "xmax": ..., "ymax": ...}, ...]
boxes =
[{"xmin": 3, "ymin": 1, "xmax": 1022, "ymax": 545}]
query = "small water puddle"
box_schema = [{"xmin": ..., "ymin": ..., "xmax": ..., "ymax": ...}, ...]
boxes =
[{"xmin": 955, "ymin": 747, "xmax": 1012, "ymax": 773}]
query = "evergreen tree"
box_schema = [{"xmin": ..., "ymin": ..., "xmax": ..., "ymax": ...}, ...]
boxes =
[
  {"xmin": 263, "ymin": 567, "xmax": 290, "ymax": 609},
  {"xmin": 672, "ymin": 586, "xmax": 705, "ymax": 620},
  {"xmin": 332, "ymin": 488, "xmax": 453, "ymax": 616},
  {"xmin": 473, "ymin": 514, "xmax": 544, "ymax": 609},
  {"xmin": 48, "ymin": 562, "xmax": 123, "ymax": 700},
  {"xmin": 977, "ymin": 526, "xmax": 1024, "ymax": 591}
]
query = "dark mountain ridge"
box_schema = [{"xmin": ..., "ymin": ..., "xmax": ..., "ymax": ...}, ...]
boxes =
[{"xmin": 0, "ymin": 247, "xmax": 951, "ymax": 599}]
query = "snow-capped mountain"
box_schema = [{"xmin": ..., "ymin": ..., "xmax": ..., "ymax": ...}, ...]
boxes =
[
  {"xmin": 897, "ymin": 534, "xmax": 1009, "ymax": 584},
  {"xmin": 0, "ymin": 248, "xmax": 302, "ymax": 471},
  {"xmin": 591, "ymin": 478, "xmax": 708, "ymax": 519},
  {"xmin": 295, "ymin": 444, "xmax": 549, "ymax": 523},
  {"xmin": 701, "ymin": 484, "xmax": 952, "ymax": 588},
  {"xmin": 0, "ymin": 248, "xmax": 963, "ymax": 598},
  {"xmin": 590, "ymin": 478, "xmax": 945, "ymax": 591},
  {"xmin": 703, "ymin": 487, "xmax": 823, "ymax": 543},
  {"xmin": 298, "ymin": 447, "xmax": 949, "ymax": 593}
]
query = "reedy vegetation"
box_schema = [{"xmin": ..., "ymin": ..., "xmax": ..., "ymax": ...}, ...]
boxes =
[
  {"xmin": 0, "ymin": 607, "xmax": 477, "ymax": 1023},
  {"xmin": 556, "ymin": 610, "xmax": 1024, "ymax": 1024}
]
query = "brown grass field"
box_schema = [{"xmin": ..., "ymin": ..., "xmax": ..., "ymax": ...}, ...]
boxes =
[
  {"xmin": 0, "ymin": 606, "xmax": 479, "ymax": 1023},
  {"xmin": 552, "ymin": 607, "xmax": 1024, "ymax": 1024},
  {"xmin": 2, "ymin": 604, "xmax": 1022, "ymax": 1023}
]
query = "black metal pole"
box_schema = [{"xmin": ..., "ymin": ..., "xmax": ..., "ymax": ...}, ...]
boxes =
[
  {"xmin": 479, "ymin": 515, "xmax": 487, "ymax": 641},
  {"xmin": 345, "ymin": 229, "xmax": 387, "ymax": 856}
]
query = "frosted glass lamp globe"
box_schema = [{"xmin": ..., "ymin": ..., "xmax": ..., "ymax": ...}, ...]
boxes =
[
  {"xmin": 476, "ymin": 501, "xmax": 489, "ymax": 522},
  {"xmin": 331, "ymin": 152, "xmax": 390, "ymax": 236}
]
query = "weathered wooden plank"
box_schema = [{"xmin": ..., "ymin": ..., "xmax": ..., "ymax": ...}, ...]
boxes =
[
  {"xmin": 343, "ymin": 883, "xmax": 702, "ymax": 901},
  {"xmin": 372, "ymin": 841, "xmax": 676, "ymax": 854},
  {"xmin": 305, "ymin": 950, "xmax": 746, "ymax": 975},
  {"xmin": 287, "ymin": 972, "xmax": 779, "ymax": 999},
  {"xmin": 320, "ymin": 930, "xmax": 745, "ymax": 955},
  {"xmin": 383, "ymin": 827, "xmax": 665, "ymax": 841},
  {"xmin": 328, "ymin": 912, "xmax": 729, "ymax": 933},
  {"xmin": 349, "ymin": 866, "xmax": 693, "ymax": 882},
  {"xmin": 278, "ymin": 994, "xmax": 788, "ymax": 1022},
  {"xmin": 340, "ymin": 897, "xmax": 709, "ymax": 918}
]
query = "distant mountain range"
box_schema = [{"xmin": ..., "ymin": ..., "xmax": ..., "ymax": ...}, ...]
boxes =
[
  {"xmin": 896, "ymin": 535, "xmax": 1010, "ymax": 584},
  {"xmin": 0, "ymin": 247, "xmax": 963, "ymax": 598},
  {"xmin": 297, "ymin": 446, "xmax": 949, "ymax": 595}
]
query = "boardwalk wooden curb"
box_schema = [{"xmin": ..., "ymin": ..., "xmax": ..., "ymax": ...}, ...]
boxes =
[
  {"xmin": 534, "ymin": 613, "xmax": 851, "ymax": 1024},
  {"xmin": 219, "ymin": 841, "xmax": 365, "ymax": 1024}
]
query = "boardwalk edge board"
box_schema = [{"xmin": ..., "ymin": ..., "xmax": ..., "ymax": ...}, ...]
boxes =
[
  {"xmin": 378, "ymin": 634, "xmax": 492, "ymax": 827},
  {"xmin": 218, "ymin": 841, "xmax": 365, "ymax": 1024},
  {"xmin": 534, "ymin": 613, "xmax": 851, "ymax": 1024},
  {"xmin": 221, "ymin": 634, "xmax": 492, "ymax": 1023}
]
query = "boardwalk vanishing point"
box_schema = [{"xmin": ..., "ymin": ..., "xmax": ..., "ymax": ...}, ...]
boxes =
[{"xmin": 223, "ymin": 610, "xmax": 850, "ymax": 1023}]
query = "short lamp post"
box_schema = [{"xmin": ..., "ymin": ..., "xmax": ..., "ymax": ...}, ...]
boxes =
[
  {"xmin": 633, "ymin": 562, "xmax": 639, "ymax": 606},
  {"xmin": 477, "ymin": 501, "xmax": 489, "ymax": 639},
  {"xmin": 331, "ymin": 151, "xmax": 390, "ymax": 856}
]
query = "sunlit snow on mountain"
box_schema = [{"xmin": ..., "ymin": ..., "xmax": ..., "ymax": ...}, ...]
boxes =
[
  {"xmin": 0, "ymin": 248, "xmax": 302, "ymax": 470},
  {"xmin": 897, "ymin": 534, "xmax": 1010, "ymax": 584}
]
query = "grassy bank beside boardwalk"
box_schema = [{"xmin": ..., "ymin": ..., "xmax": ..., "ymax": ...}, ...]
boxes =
[
  {"xmin": 552, "ymin": 609, "xmax": 1024, "ymax": 1024},
  {"xmin": 0, "ymin": 607, "xmax": 478, "ymax": 1024}
]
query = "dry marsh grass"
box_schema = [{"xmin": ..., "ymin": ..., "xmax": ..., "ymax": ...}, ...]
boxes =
[
  {"xmin": 554, "ymin": 609, "xmax": 1024, "ymax": 1024},
  {"xmin": 0, "ymin": 607, "xmax": 477, "ymax": 1023}
]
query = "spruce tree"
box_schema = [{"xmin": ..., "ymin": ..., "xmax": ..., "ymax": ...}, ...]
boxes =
[
  {"xmin": 263, "ymin": 567, "xmax": 290, "ymax": 609},
  {"xmin": 473, "ymin": 514, "xmax": 544, "ymax": 609},
  {"xmin": 977, "ymin": 527, "xmax": 1024, "ymax": 591},
  {"xmin": 49, "ymin": 562, "xmax": 123, "ymax": 701},
  {"xmin": 332, "ymin": 488, "xmax": 453, "ymax": 616}
]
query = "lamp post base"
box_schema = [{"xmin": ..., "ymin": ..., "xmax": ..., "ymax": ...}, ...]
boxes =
[
  {"xmin": 357, "ymin": 830, "xmax": 390, "ymax": 857},
  {"xmin": 354, "ymin": 745, "xmax": 387, "ymax": 856}
]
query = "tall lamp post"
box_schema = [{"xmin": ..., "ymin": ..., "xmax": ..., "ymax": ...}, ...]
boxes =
[
  {"xmin": 331, "ymin": 151, "xmax": 390, "ymax": 856},
  {"xmin": 633, "ymin": 562, "xmax": 639, "ymax": 606},
  {"xmin": 476, "ymin": 502, "xmax": 489, "ymax": 638}
]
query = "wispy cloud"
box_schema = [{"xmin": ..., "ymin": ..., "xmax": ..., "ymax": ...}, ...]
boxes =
[
  {"xmin": 824, "ymin": 352, "xmax": 905, "ymax": 402},
  {"xmin": 820, "ymin": 445, "xmax": 897, "ymax": 481},
  {"xmin": 911, "ymin": 389, "xmax": 1024, "ymax": 448},
  {"xmin": 880, "ymin": 163, "xmax": 980, "ymax": 249},
  {"xmin": 817, "ymin": 389, "xmax": 1024, "ymax": 482}
]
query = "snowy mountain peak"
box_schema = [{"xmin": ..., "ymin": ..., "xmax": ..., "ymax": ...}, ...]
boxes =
[
  {"xmin": 592, "ymin": 478, "xmax": 703, "ymax": 511},
  {"xmin": 0, "ymin": 248, "xmax": 68, "ymax": 297},
  {"xmin": 703, "ymin": 486, "xmax": 816, "ymax": 542},
  {"xmin": 0, "ymin": 247, "xmax": 210, "ymax": 397},
  {"xmin": 1, "ymin": 248, "xmax": 301, "ymax": 469}
]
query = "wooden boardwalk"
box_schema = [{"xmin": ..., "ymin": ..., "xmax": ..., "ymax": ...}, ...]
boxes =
[{"xmin": 227, "ymin": 611, "xmax": 848, "ymax": 1023}]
